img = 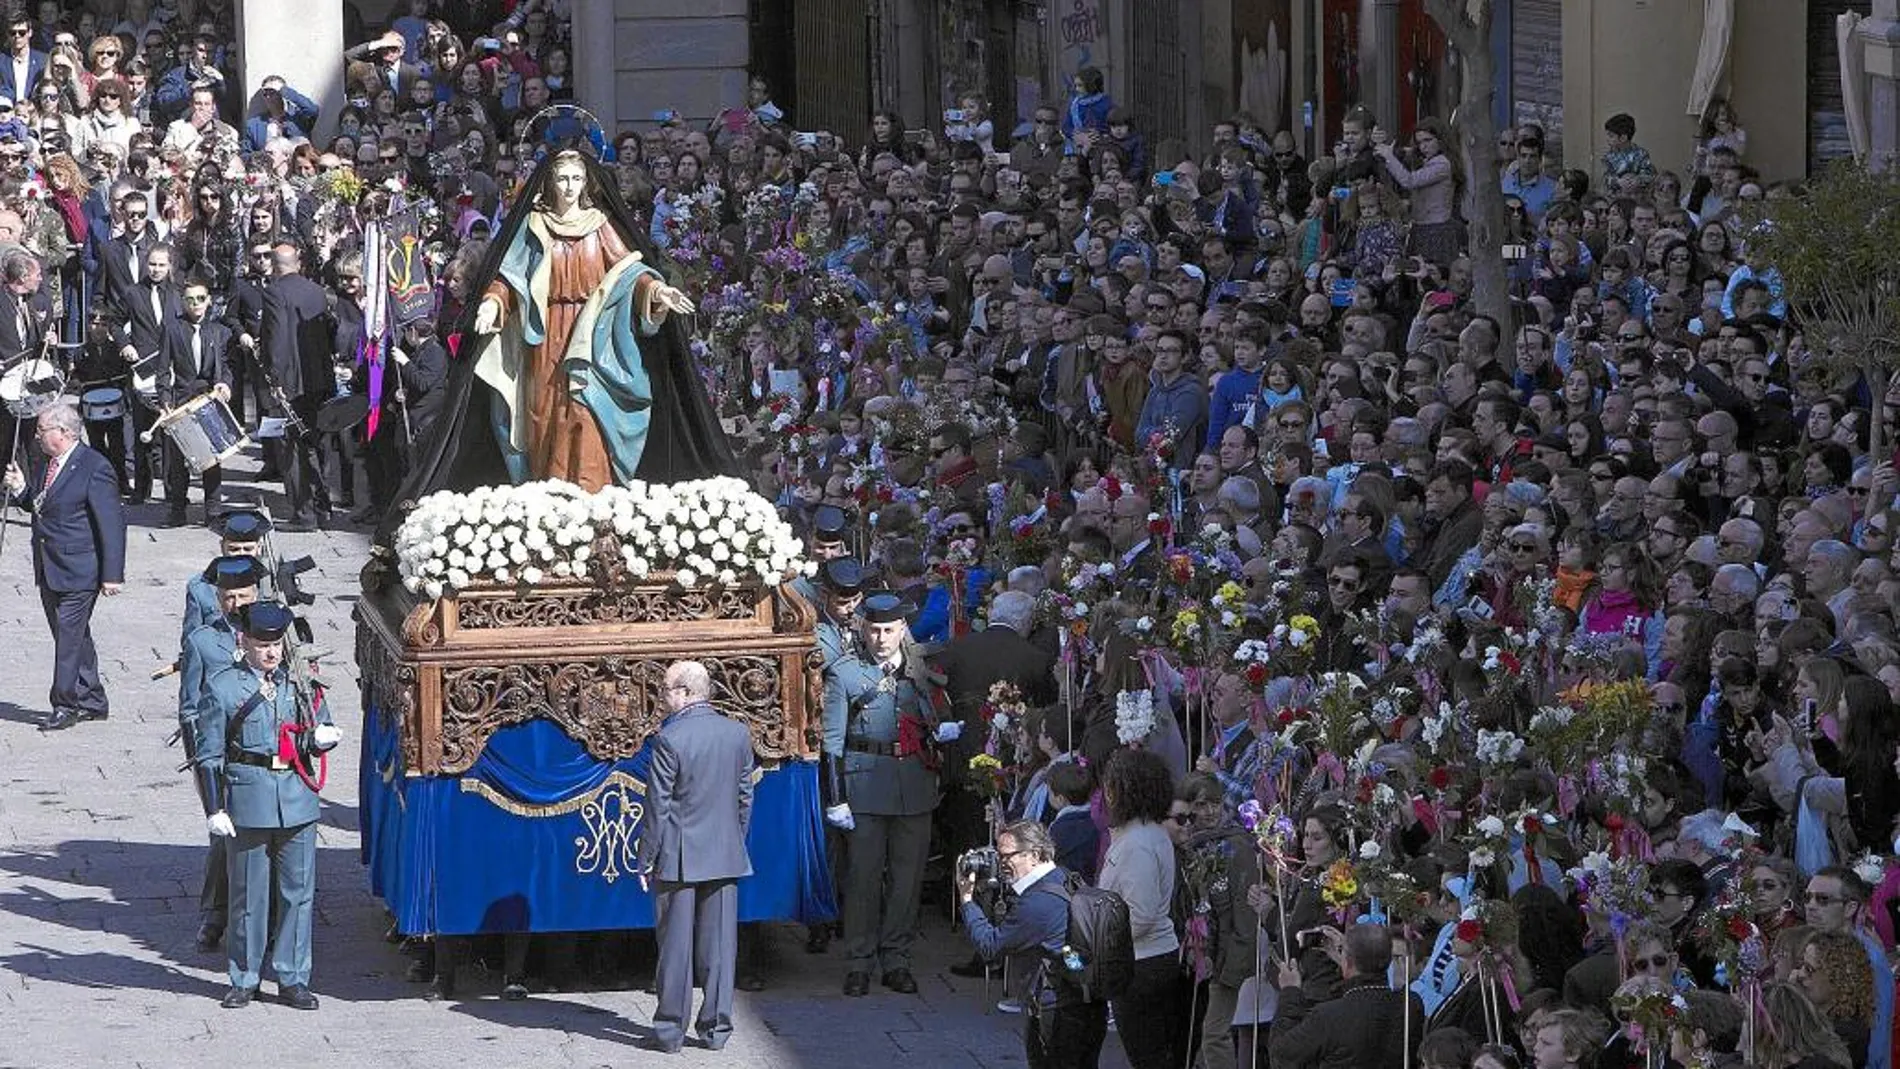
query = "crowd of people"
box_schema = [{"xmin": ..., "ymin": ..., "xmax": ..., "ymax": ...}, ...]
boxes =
[
  {"xmin": 676, "ymin": 54, "xmax": 1889, "ymax": 1069},
  {"xmin": 1, "ymin": 2, "xmax": 1892, "ymax": 1069},
  {"xmin": 0, "ymin": 0, "xmax": 572, "ymax": 531}
]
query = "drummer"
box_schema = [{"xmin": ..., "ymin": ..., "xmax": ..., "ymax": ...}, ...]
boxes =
[
  {"xmin": 159, "ymin": 278, "xmax": 235, "ymax": 529},
  {"xmin": 76, "ymin": 304, "xmax": 132, "ymax": 494}
]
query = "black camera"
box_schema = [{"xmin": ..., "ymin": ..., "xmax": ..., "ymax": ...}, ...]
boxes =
[{"xmin": 957, "ymin": 846, "xmax": 1001, "ymax": 888}]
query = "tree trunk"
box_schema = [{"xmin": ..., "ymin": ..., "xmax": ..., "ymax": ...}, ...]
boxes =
[{"xmin": 1422, "ymin": 0, "xmax": 1514, "ymax": 332}]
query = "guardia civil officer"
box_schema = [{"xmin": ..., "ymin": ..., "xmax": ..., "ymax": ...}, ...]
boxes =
[
  {"xmin": 192, "ymin": 602, "xmax": 339, "ymax": 1009},
  {"xmin": 178, "ymin": 554, "xmax": 262, "ymax": 952},
  {"xmin": 823, "ymin": 593, "xmax": 958, "ymax": 996},
  {"xmin": 180, "ymin": 509, "xmax": 269, "ymax": 641}
]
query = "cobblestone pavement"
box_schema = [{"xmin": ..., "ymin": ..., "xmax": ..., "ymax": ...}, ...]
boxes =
[{"xmin": 0, "ymin": 460, "xmax": 1136, "ymax": 1069}]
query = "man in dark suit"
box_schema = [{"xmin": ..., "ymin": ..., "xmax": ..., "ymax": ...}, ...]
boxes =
[
  {"xmin": 0, "ymin": 247, "xmax": 50, "ymax": 469},
  {"xmin": 112, "ymin": 239, "xmax": 182, "ymax": 503},
  {"xmin": 361, "ymin": 319, "xmax": 445, "ymax": 522},
  {"xmin": 930, "ymin": 588, "xmax": 1055, "ymax": 943},
  {"xmin": 259, "ymin": 242, "xmax": 333, "ymax": 530},
  {"xmin": 0, "ymin": 10, "xmax": 46, "ymax": 105},
  {"xmin": 4, "ymin": 402, "xmax": 126, "ymax": 731},
  {"xmin": 158, "ymin": 277, "xmax": 234, "ymax": 527},
  {"xmin": 638, "ymin": 660, "xmax": 755, "ymax": 1054},
  {"xmin": 220, "ymin": 242, "xmax": 274, "ymax": 425},
  {"xmin": 95, "ymin": 189, "xmax": 160, "ymax": 313}
]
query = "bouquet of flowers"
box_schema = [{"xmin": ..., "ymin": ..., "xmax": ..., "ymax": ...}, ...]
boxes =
[
  {"xmin": 393, "ymin": 478, "xmax": 810, "ymax": 598},
  {"xmin": 1609, "ymin": 979, "xmax": 1689, "ymax": 1061},
  {"xmin": 980, "ymin": 681, "xmax": 1029, "ymax": 757},
  {"xmin": 1114, "ymin": 688, "xmax": 1156, "ymax": 746},
  {"xmin": 967, "ymin": 753, "xmax": 1008, "ymax": 797}
]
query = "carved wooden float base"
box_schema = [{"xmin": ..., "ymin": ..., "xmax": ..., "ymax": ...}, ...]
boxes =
[{"xmin": 355, "ymin": 576, "xmax": 821, "ymax": 776}]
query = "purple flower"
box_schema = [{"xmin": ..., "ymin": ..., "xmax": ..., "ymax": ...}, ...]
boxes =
[{"xmin": 1238, "ymin": 799, "xmax": 1264, "ymax": 830}]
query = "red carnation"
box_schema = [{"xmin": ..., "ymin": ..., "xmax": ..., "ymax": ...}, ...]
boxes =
[
  {"xmin": 1244, "ymin": 663, "xmax": 1269, "ymax": 687},
  {"xmin": 1101, "ymin": 475, "xmax": 1124, "ymax": 501},
  {"xmin": 1498, "ymin": 651, "xmax": 1522, "ymax": 675},
  {"xmin": 1604, "ymin": 813, "xmax": 1626, "ymax": 833},
  {"xmin": 1150, "ymin": 516, "xmax": 1173, "ymax": 538},
  {"xmin": 1356, "ymin": 778, "xmax": 1375, "ymax": 804},
  {"xmin": 1428, "ymin": 766, "xmax": 1452, "ymax": 791},
  {"xmin": 877, "ymin": 486, "xmax": 895, "ymax": 503},
  {"xmin": 1726, "ymin": 916, "xmax": 1754, "ymax": 940},
  {"xmin": 1455, "ymin": 919, "xmax": 1483, "ymax": 945},
  {"xmin": 1522, "ymin": 814, "xmax": 1542, "ymax": 836},
  {"xmin": 1277, "ymin": 708, "xmax": 1298, "ymax": 727}
]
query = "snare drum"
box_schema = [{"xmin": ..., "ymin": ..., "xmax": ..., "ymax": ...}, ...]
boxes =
[
  {"xmin": 80, "ymin": 386, "xmax": 126, "ymax": 422},
  {"xmin": 0, "ymin": 358, "xmax": 65, "ymax": 417},
  {"xmin": 154, "ymin": 393, "xmax": 250, "ymax": 474}
]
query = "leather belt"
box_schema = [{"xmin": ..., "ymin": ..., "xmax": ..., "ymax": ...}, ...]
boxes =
[
  {"xmin": 227, "ymin": 750, "xmax": 290, "ymax": 771},
  {"xmin": 845, "ymin": 738, "xmax": 898, "ymax": 757}
]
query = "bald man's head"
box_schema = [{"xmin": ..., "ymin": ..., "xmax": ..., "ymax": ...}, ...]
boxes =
[{"xmin": 271, "ymin": 242, "xmax": 301, "ymax": 276}]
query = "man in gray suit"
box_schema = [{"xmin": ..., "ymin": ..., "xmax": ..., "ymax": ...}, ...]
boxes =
[{"xmin": 638, "ymin": 660, "xmax": 756, "ymax": 1053}]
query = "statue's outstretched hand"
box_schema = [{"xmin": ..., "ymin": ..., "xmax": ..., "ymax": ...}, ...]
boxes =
[
  {"xmin": 654, "ymin": 284, "xmax": 696, "ymax": 316},
  {"xmin": 472, "ymin": 298, "xmax": 502, "ymax": 335}
]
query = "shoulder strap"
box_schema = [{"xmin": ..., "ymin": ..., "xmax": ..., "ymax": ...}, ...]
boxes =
[{"xmin": 223, "ymin": 687, "xmax": 269, "ymax": 754}]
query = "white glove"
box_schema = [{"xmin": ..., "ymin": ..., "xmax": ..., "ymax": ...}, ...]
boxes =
[
  {"xmin": 935, "ymin": 721, "xmax": 963, "ymax": 743},
  {"xmin": 472, "ymin": 297, "xmax": 502, "ymax": 335},
  {"xmin": 207, "ymin": 811, "xmax": 235, "ymax": 838},
  {"xmin": 824, "ymin": 803, "xmax": 855, "ymax": 831},
  {"xmin": 392, "ymin": 346, "xmax": 410, "ymax": 366},
  {"xmin": 313, "ymin": 724, "xmax": 342, "ymax": 750}
]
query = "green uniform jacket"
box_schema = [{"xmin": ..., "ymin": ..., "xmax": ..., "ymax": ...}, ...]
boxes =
[{"xmin": 192, "ymin": 663, "xmax": 332, "ymax": 829}]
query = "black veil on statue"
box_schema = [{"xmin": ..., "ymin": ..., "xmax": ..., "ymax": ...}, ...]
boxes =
[{"xmin": 375, "ymin": 140, "xmax": 739, "ymax": 545}]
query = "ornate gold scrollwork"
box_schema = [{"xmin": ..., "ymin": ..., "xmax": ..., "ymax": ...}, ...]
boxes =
[
  {"xmin": 455, "ymin": 587, "xmax": 758, "ymax": 630},
  {"xmin": 436, "ymin": 654, "xmax": 794, "ymax": 774}
]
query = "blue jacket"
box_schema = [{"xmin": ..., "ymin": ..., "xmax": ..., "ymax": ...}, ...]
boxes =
[
  {"xmin": 1205, "ymin": 365, "xmax": 1262, "ymax": 449},
  {"xmin": 181, "ymin": 573, "xmax": 219, "ymax": 643},
  {"xmin": 961, "ymin": 866, "xmax": 1071, "ymax": 963},
  {"xmin": 0, "ymin": 49, "xmax": 46, "ymax": 103},
  {"xmin": 241, "ymin": 86, "xmax": 319, "ymax": 151},
  {"xmin": 16, "ymin": 444, "xmax": 125, "ymax": 592},
  {"xmin": 1135, "ymin": 371, "xmax": 1208, "ymax": 467},
  {"xmin": 1050, "ymin": 807, "xmax": 1100, "ymax": 883}
]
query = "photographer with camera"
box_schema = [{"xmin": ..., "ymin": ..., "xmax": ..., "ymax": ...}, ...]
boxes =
[{"xmin": 959, "ymin": 820, "xmax": 1110, "ymax": 1069}]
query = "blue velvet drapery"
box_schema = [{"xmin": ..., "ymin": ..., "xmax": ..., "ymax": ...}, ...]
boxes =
[{"xmin": 359, "ymin": 702, "xmax": 836, "ymax": 936}]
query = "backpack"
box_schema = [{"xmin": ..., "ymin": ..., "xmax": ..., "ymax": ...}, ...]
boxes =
[{"xmin": 1040, "ymin": 873, "xmax": 1135, "ymax": 1002}]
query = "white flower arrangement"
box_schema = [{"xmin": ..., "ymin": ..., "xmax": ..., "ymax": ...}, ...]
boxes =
[
  {"xmin": 1474, "ymin": 728, "xmax": 1525, "ymax": 767},
  {"xmin": 393, "ymin": 477, "xmax": 812, "ymax": 600},
  {"xmin": 1114, "ymin": 689, "xmax": 1156, "ymax": 746}
]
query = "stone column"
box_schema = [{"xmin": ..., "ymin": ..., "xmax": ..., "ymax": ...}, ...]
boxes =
[
  {"xmin": 610, "ymin": 0, "xmax": 750, "ymax": 131},
  {"xmin": 1371, "ymin": 0, "xmax": 1402, "ymax": 129},
  {"xmin": 1860, "ymin": 0, "xmax": 1900, "ymax": 171},
  {"xmin": 234, "ymin": 0, "xmax": 344, "ymax": 143},
  {"xmin": 572, "ymin": 0, "xmax": 620, "ymax": 135}
]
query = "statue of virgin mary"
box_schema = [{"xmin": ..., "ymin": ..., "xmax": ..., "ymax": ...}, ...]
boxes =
[{"xmin": 385, "ymin": 143, "xmax": 737, "ymax": 517}]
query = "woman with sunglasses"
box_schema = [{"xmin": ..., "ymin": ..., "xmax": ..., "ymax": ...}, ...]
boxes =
[
  {"xmin": 72, "ymin": 74, "xmax": 138, "ymax": 159},
  {"xmin": 176, "ymin": 181, "xmax": 239, "ymax": 293}
]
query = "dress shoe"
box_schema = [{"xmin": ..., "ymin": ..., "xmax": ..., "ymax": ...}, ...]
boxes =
[
  {"xmin": 949, "ymin": 955, "xmax": 991, "ymax": 978},
  {"xmin": 161, "ymin": 508, "xmax": 189, "ymax": 528},
  {"xmin": 279, "ymin": 983, "xmax": 319, "ymax": 1010},
  {"xmin": 501, "ymin": 977, "xmax": 529, "ymax": 1001},
  {"xmin": 350, "ymin": 504, "xmax": 380, "ymax": 525},
  {"xmin": 736, "ymin": 970, "xmax": 766, "ymax": 992},
  {"xmin": 635, "ymin": 1036, "xmax": 682, "ymax": 1055},
  {"xmin": 194, "ymin": 924, "xmax": 223, "ymax": 953},
  {"xmin": 805, "ymin": 925, "xmax": 832, "ymax": 954},
  {"xmin": 881, "ymin": 968, "xmax": 918, "ymax": 994},
  {"xmin": 842, "ymin": 971, "xmax": 871, "ymax": 997},
  {"xmin": 219, "ymin": 986, "xmax": 257, "ymax": 1009},
  {"xmin": 695, "ymin": 1034, "xmax": 729, "ymax": 1052},
  {"xmin": 39, "ymin": 707, "xmax": 106, "ymax": 732}
]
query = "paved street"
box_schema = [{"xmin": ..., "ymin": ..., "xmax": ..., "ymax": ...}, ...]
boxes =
[{"xmin": 0, "ymin": 456, "xmax": 1120, "ymax": 1069}]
